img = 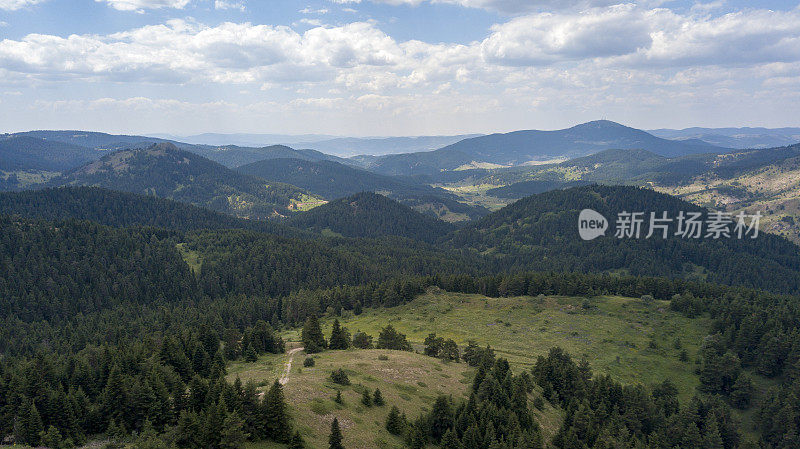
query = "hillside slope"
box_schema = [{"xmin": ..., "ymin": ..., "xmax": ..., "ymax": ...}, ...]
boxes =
[
  {"xmin": 0, "ymin": 186, "xmax": 307, "ymax": 236},
  {"xmin": 51, "ymin": 142, "xmax": 317, "ymax": 219},
  {"xmin": 450, "ymin": 185, "xmax": 800, "ymax": 293},
  {"xmin": 288, "ymin": 192, "xmax": 455, "ymax": 243},
  {"xmin": 0, "ymin": 135, "xmax": 100, "ymax": 172}
]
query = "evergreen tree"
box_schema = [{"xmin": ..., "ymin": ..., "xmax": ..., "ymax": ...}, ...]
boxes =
[
  {"xmin": 328, "ymin": 319, "xmax": 350, "ymax": 350},
  {"xmin": 441, "ymin": 428, "xmax": 460, "ymax": 449},
  {"xmin": 302, "ymin": 315, "xmax": 327, "ymax": 353},
  {"xmin": 263, "ymin": 380, "xmax": 291, "ymax": 443},
  {"xmin": 40, "ymin": 425, "xmax": 63, "ymax": 449},
  {"xmin": 361, "ymin": 389, "xmax": 372, "ymax": 407},
  {"xmin": 244, "ymin": 344, "xmax": 258, "ymax": 363},
  {"xmin": 386, "ymin": 406, "xmax": 405, "ymax": 435},
  {"xmin": 334, "ymin": 390, "xmax": 343, "ymax": 405},
  {"xmin": 329, "ymin": 417, "xmax": 344, "ymax": 449},
  {"xmin": 219, "ymin": 411, "xmax": 248, "ymax": 449},
  {"xmin": 351, "ymin": 332, "xmax": 373, "ymax": 349},
  {"xmin": 373, "ymin": 389, "xmax": 385, "ymax": 406},
  {"xmin": 288, "ymin": 431, "xmax": 305, "ymax": 449}
]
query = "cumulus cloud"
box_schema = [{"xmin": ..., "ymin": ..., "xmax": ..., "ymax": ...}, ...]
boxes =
[
  {"xmin": 214, "ymin": 0, "xmax": 245, "ymax": 11},
  {"xmin": 96, "ymin": 0, "xmax": 191, "ymax": 12},
  {"xmin": 481, "ymin": 4, "xmax": 652, "ymax": 65},
  {"xmin": 0, "ymin": 0, "xmax": 45, "ymax": 11}
]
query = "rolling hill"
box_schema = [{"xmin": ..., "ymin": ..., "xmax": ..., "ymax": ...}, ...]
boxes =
[
  {"xmin": 0, "ymin": 135, "xmax": 101, "ymax": 172},
  {"xmin": 362, "ymin": 120, "xmax": 724, "ymax": 176},
  {"xmin": 50, "ymin": 142, "xmax": 318, "ymax": 219},
  {"xmin": 288, "ymin": 191, "xmax": 455, "ymax": 243},
  {"xmin": 0, "ymin": 186, "xmax": 308, "ymax": 237},
  {"xmin": 650, "ymin": 126, "xmax": 800, "ymax": 149},
  {"xmin": 237, "ymin": 157, "xmax": 490, "ymax": 222},
  {"xmin": 450, "ymin": 184, "xmax": 800, "ymax": 293}
]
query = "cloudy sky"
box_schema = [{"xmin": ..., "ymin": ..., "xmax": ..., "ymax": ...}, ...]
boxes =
[{"xmin": 1, "ymin": 0, "xmax": 799, "ymax": 136}]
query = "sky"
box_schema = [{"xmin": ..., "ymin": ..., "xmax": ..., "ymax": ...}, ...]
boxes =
[{"xmin": 1, "ymin": 0, "xmax": 800, "ymax": 136}]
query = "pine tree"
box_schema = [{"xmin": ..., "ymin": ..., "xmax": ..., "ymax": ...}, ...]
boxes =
[
  {"xmin": 302, "ymin": 315, "xmax": 327, "ymax": 353},
  {"xmin": 40, "ymin": 425, "xmax": 63, "ymax": 449},
  {"xmin": 328, "ymin": 319, "xmax": 350, "ymax": 350},
  {"xmin": 334, "ymin": 390, "xmax": 343, "ymax": 405},
  {"xmin": 329, "ymin": 417, "xmax": 344, "ymax": 449},
  {"xmin": 219, "ymin": 411, "xmax": 249, "ymax": 449},
  {"xmin": 288, "ymin": 431, "xmax": 305, "ymax": 449},
  {"xmin": 441, "ymin": 428, "xmax": 460, "ymax": 449},
  {"xmin": 19, "ymin": 400, "xmax": 43, "ymax": 447},
  {"xmin": 263, "ymin": 380, "xmax": 291, "ymax": 443},
  {"xmin": 385, "ymin": 406, "xmax": 405, "ymax": 435},
  {"xmin": 351, "ymin": 332, "xmax": 373, "ymax": 349},
  {"xmin": 373, "ymin": 389, "xmax": 384, "ymax": 406},
  {"xmin": 361, "ymin": 389, "xmax": 372, "ymax": 407},
  {"xmin": 244, "ymin": 344, "xmax": 258, "ymax": 363}
]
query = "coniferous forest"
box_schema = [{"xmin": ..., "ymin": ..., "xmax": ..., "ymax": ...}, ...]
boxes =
[{"xmin": 0, "ymin": 183, "xmax": 799, "ymax": 449}]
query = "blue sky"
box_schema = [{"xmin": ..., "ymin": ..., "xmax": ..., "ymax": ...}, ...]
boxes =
[{"xmin": 1, "ymin": 0, "xmax": 800, "ymax": 136}]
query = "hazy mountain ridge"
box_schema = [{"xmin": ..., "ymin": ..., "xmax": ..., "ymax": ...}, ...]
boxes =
[
  {"xmin": 49, "ymin": 142, "xmax": 317, "ymax": 219},
  {"xmin": 361, "ymin": 120, "xmax": 726, "ymax": 176}
]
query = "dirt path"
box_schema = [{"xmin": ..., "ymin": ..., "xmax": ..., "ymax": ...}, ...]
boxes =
[{"xmin": 279, "ymin": 347, "xmax": 304, "ymax": 385}]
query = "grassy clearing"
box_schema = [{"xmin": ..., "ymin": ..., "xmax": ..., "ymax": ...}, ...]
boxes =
[
  {"xmin": 317, "ymin": 291, "xmax": 710, "ymax": 401},
  {"xmin": 232, "ymin": 349, "xmax": 474, "ymax": 449},
  {"xmin": 175, "ymin": 243, "xmax": 202, "ymax": 274}
]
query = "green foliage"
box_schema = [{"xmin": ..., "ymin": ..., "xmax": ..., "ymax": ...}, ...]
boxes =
[
  {"xmin": 328, "ymin": 418, "xmax": 344, "ymax": 449},
  {"xmin": 372, "ymin": 389, "xmax": 384, "ymax": 407},
  {"xmin": 288, "ymin": 192, "xmax": 454, "ymax": 243},
  {"xmin": 51, "ymin": 143, "xmax": 312, "ymax": 219},
  {"xmin": 302, "ymin": 315, "xmax": 327, "ymax": 353},
  {"xmin": 330, "ymin": 369, "xmax": 350, "ymax": 386},
  {"xmin": 351, "ymin": 332, "xmax": 373, "ymax": 349},
  {"xmin": 303, "ymin": 357, "xmax": 315, "ymax": 368},
  {"xmin": 385, "ymin": 406, "xmax": 406, "ymax": 436},
  {"xmin": 328, "ymin": 319, "xmax": 351, "ymax": 350},
  {"xmin": 376, "ymin": 325, "xmax": 412, "ymax": 351}
]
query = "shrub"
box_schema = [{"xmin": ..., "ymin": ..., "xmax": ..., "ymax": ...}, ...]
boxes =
[
  {"xmin": 303, "ymin": 357, "xmax": 315, "ymax": 367},
  {"xmin": 330, "ymin": 368, "xmax": 350, "ymax": 385},
  {"xmin": 378, "ymin": 354, "xmax": 389, "ymax": 361}
]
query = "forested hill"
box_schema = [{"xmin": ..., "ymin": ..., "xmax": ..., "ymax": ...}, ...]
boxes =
[
  {"xmin": 450, "ymin": 185, "xmax": 800, "ymax": 293},
  {"xmin": 50, "ymin": 142, "xmax": 316, "ymax": 219},
  {"xmin": 0, "ymin": 135, "xmax": 100, "ymax": 171},
  {"xmin": 237, "ymin": 157, "xmax": 417, "ymax": 199},
  {"xmin": 288, "ymin": 191, "xmax": 455, "ymax": 243},
  {"xmin": 0, "ymin": 186, "xmax": 306, "ymax": 237}
]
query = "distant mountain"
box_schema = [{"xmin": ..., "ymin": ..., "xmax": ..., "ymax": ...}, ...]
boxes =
[
  {"xmin": 650, "ymin": 127, "xmax": 800, "ymax": 149},
  {"xmin": 288, "ymin": 191, "xmax": 455, "ymax": 243},
  {"xmin": 0, "ymin": 186, "xmax": 307, "ymax": 237},
  {"xmin": 0, "ymin": 135, "xmax": 101, "ymax": 172},
  {"xmin": 301, "ymin": 135, "xmax": 482, "ymax": 157},
  {"xmin": 189, "ymin": 144, "xmax": 349, "ymax": 168},
  {"xmin": 237, "ymin": 157, "xmax": 490, "ymax": 221},
  {"xmin": 486, "ymin": 180, "xmax": 591, "ymax": 199},
  {"xmin": 363, "ymin": 120, "xmax": 724, "ymax": 176},
  {"xmin": 50, "ymin": 142, "xmax": 316, "ymax": 219},
  {"xmin": 150, "ymin": 132, "xmax": 336, "ymax": 147},
  {"xmin": 12, "ymin": 130, "xmax": 174, "ymax": 151},
  {"xmin": 449, "ymin": 185, "xmax": 800, "ymax": 293},
  {"xmin": 237, "ymin": 157, "xmax": 424, "ymax": 199}
]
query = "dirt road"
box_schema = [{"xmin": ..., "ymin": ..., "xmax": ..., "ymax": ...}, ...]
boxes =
[{"xmin": 279, "ymin": 347, "xmax": 304, "ymax": 385}]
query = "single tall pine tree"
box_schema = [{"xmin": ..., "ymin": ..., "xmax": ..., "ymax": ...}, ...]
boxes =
[
  {"xmin": 329, "ymin": 417, "xmax": 344, "ymax": 449},
  {"xmin": 301, "ymin": 315, "xmax": 327, "ymax": 353},
  {"xmin": 328, "ymin": 319, "xmax": 350, "ymax": 350}
]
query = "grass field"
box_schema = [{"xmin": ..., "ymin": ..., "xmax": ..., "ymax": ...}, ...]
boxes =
[
  {"xmin": 306, "ymin": 290, "xmax": 711, "ymax": 401},
  {"xmin": 231, "ymin": 291, "xmax": 716, "ymax": 448}
]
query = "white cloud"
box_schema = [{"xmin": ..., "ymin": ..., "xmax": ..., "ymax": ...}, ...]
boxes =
[
  {"xmin": 214, "ymin": 0, "xmax": 244, "ymax": 11},
  {"xmin": 0, "ymin": 0, "xmax": 45, "ymax": 11},
  {"xmin": 96, "ymin": 0, "xmax": 191, "ymax": 12},
  {"xmin": 481, "ymin": 4, "xmax": 652, "ymax": 65},
  {"xmin": 300, "ymin": 6, "xmax": 329, "ymax": 14}
]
